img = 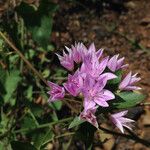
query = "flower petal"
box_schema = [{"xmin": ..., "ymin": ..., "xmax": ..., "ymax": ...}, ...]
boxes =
[{"xmin": 119, "ymin": 72, "xmax": 132, "ymax": 90}]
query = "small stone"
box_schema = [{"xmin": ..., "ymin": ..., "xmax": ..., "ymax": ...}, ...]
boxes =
[{"xmin": 124, "ymin": 1, "xmax": 136, "ymax": 9}]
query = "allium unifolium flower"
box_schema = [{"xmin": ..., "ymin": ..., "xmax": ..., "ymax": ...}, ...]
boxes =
[
  {"xmin": 107, "ymin": 54, "xmax": 128, "ymax": 72},
  {"xmin": 119, "ymin": 72, "xmax": 141, "ymax": 91},
  {"xmin": 47, "ymin": 42, "xmax": 142, "ymax": 131},
  {"xmin": 80, "ymin": 107, "xmax": 98, "ymax": 128},
  {"xmin": 110, "ymin": 110, "xmax": 135, "ymax": 133},
  {"xmin": 56, "ymin": 48, "xmax": 74, "ymax": 71},
  {"xmin": 71, "ymin": 42, "xmax": 87, "ymax": 63},
  {"xmin": 81, "ymin": 55, "xmax": 109, "ymax": 79},
  {"xmin": 82, "ymin": 75, "xmax": 115, "ymax": 109},
  {"xmin": 63, "ymin": 70, "xmax": 83, "ymax": 96},
  {"xmin": 47, "ymin": 81, "xmax": 65, "ymax": 102}
]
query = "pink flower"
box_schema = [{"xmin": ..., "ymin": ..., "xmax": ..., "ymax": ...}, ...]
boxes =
[
  {"xmin": 82, "ymin": 75, "xmax": 115, "ymax": 109},
  {"xmin": 110, "ymin": 110, "xmax": 135, "ymax": 133},
  {"xmin": 47, "ymin": 81, "xmax": 65, "ymax": 102},
  {"xmin": 88, "ymin": 43, "xmax": 104, "ymax": 59},
  {"xmin": 56, "ymin": 48, "xmax": 74, "ymax": 71},
  {"xmin": 107, "ymin": 54, "xmax": 128, "ymax": 72},
  {"xmin": 63, "ymin": 70, "xmax": 83, "ymax": 96},
  {"xmin": 98, "ymin": 72, "xmax": 117, "ymax": 81},
  {"xmin": 81, "ymin": 53, "xmax": 109, "ymax": 79},
  {"xmin": 119, "ymin": 72, "xmax": 141, "ymax": 91},
  {"xmin": 96, "ymin": 48, "xmax": 104, "ymax": 59},
  {"xmin": 80, "ymin": 107, "xmax": 98, "ymax": 128},
  {"xmin": 71, "ymin": 42, "xmax": 87, "ymax": 63}
]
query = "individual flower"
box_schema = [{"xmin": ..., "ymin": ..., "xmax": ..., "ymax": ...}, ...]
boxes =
[
  {"xmin": 110, "ymin": 110, "xmax": 135, "ymax": 133},
  {"xmin": 119, "ymin": 72, "xmax": 141, "ymax": 91},
  {"xmin": 107, "ymin": 54, "xmax": 128, "ymax": 72},
  {"xmin": 82, "ymin": 75, "xmax": 115, "ymax": 109},
  {"xmin": 88, "ymin": 43, "xmax": 104, "ymax": 59},
  {"xmin": 80, "ymin": 107, "xmax": 98, "ymax": 128},
  {"xmin": 56, "ymin": 48, "xmax": 74, "ymax": 71},
  {"xmin": 63, "ymin": 70, "xmax": 84, "ymax": 96},
  {"xmin": 71, "ymin": 42, "xmax": 87, "ymax": 63},
  {"xmin": 81, "ymin": 53, "xmax": 109, "ymax": 79},
  {"xmin": 47, "ymin": 81, "xmax": 65, "ymax": 102}
]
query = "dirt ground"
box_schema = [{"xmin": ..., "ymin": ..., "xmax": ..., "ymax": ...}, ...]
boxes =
[{"xmin": 51, "ymin": 0, "xmax": 150, "ymax": 149}]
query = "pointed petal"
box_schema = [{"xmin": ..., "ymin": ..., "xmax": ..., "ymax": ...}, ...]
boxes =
[
  {"xmin": 123, "ymin": 85, "xmax": 141, "ymax": 91},
  {"xmin": 56, "ymin": 53, "xmax": 63, "ymax": 61},
  {"xmin": 119, "ymin": 72, "xmax": 132, "ymax": 90},
  {"xmin": 115, "ymin": 120, "xmax": 124, "ymax": 133},
  {"xmin": 98, "ymin": 56, "xmax": 109, "ymax": 74},
  {"xmin": 83, "ymin": 97, "xmax": 96, "ymax": 110},
  {"xmin": 99, "ymin": 73, "xmax": 117, "ymax": 81},
  {"xmin": 119, "ymin": 117, "xmax": 135, "ymax": 123},
  {"xmin": 94, "ymin": 99, "xmax": 109, "ymax": 107},
  {"xmin": 112, "ymin": 110, "xmax": 128, "ymax": 118},
  {"xmin": 88, "ymin": 43, "xmax": 96, "ymax": 53},
  {"xmin": 130, "ymin": 76, "xmax": 141, "ymax": 84},
  {"xmin": 116, "ymin": 57, "xmax": 125, "ymax": 69},
  {"xmin": 121, "ymin": 64, "xmax": 129, "ymax": 69},
  {"xmin": 107, "ymin": 55, "xmax": 118, "ymax": 72},
  {"xmin": 102, "ymin": 90, "xmax": 115, "ymax": 100},
  {"xmin": 96, "ymin": 48, "xmax": 104, "ymax": 59},
  {"xmin": 65, "ymin": 46, "xmax": 72, "ymax": 53}
]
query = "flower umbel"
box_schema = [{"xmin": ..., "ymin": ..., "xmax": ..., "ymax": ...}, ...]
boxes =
[
  {"xmin": 110, "ymin": 110, "xmax": 135, "ymax": 133},
  {"xmin": 47, "ymin": 42, "xmax": 143, "ymax": 129}
]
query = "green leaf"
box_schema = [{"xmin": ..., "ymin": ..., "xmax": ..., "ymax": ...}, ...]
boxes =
[
  {"xmin": 51, "ymin": 111, "xmax": 58, "ymax": 121},
  {"xmin": 106, "ymin": 70, "xmax": 123, "ymax": 92},
  {"xmin": 68, "ymin": 117, "xmax": 85, "ymax": 129},
  {"xmin": 75, "ymin": 122, "xmax": 96, "ymax": 149},
  {"xmin": 42, "ymin": 69, "xmax": 50, "ymax": 78},
  {"xmin": 0, "ymin": 69, "xmax": 6, "ymax": 105},
  {"xmin": 30, "ymin": 103, "xmax": 43, "ymax": 118},
  {"xmin": 32, "ymin": 16, "xmax": 52, "ymax": 47},
  {"xmin": 0, "ymin": 112, "xmax": 9, "ymax": 133},
  {"xmin": 11, "ymin": 141, "xmax": 37, "ymax": 150},
  {"xmin": 50, "ymin": 101, "xmax": 62, "ymax": 111},
  {"xmin": 0, "ymin": 139, "xmax": 12, "ymax": 150},
  {"xmin": 112, "ymin": 92, "xmax": 145, "ymax": 109},
  {"xmin": 108, "ymin": 70, "xmax": 122, "ymax": 85},
  {"xmin": 1, "ymin": 70, "xmax": 21, "ymax": 104},
  {"xmin": 4, "ymin": 70, "xmax": 21, "ymax": 102},
  {"xmin": 17, "ymin": 1, "xmax": 58, "ymax": 47},
  {"xmin": 25, "ymin": 86, "xmax": 33, "ymax": 101},
  {"xmin": 20, "ymin": 114, "xmax": 37, "ymax": 130},
  {"xmin": 31, "ymin": 128, "xmax": 54, "ymax": 149}
]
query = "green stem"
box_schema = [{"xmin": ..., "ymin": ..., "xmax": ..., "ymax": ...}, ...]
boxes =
[
  {"xmin": 13, "ymin": 117, "xmax": 73, "ymax": 134},
  {"xmin": 28, "ymin": 109, "xmax": 39, "ymax": 127},
  {"xmin": 0, "ymin": 31, "xmax": 48, "ymax": 86},
  {"xmin": 64, "ymin": 98, "xmax": 82, "ymax": 104},
  {"xmin": 55, "ymin": 132, "xmax": 75, "ymax": 139}
]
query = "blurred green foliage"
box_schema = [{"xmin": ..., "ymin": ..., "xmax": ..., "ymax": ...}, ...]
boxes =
[{"xmin": 0, "ymin": 0, "xmax": 65, "ymax": 149}]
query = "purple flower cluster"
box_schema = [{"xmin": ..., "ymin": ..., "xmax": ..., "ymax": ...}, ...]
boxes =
[{"xmin": 47, "ymin": 42, "xmax": 141, "ymax": 133}]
